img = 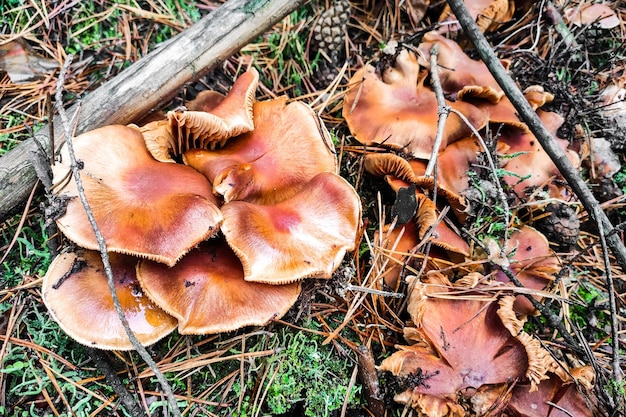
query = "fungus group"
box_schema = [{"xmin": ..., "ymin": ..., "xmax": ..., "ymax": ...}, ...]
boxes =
[
  {"xmin": 343, "ymin": 32, "xmax": 595, "ymax": 415},
  {"xmin": 43, "ymin": 69, "xmax": 362, "ymax": 350}
]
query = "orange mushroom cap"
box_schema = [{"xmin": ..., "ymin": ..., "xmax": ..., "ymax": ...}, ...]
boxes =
[
  {"xmin": 42, "ymin": 250, "xmax": 177, "ymax": 350},
  {"xmin": 364, "ymin": 152, "xmax": 469, "ymax": 223},
  {"xmin": 499, "ymin": 110, "xmax": 580, "ymax": 198},
  {"xmin": 506, "ymin": 368, "xmax": 596, "ymax": 416},
  {"xmin": 221, "ymin": 172, "xmax": 361, "ymax": 284},
  {"xmin": 343, "ymin": 49, "xmax": 486, "ymax": 159},
  {"xmin": 417, "ymin": 32, "xmax": 505, "ymax": 103},
  {"xmin": 438, "ymin": 0, "xmax": 516, "ymax": 33},
  {"xmin": 53, "ymin": 125, "xmax": 223, "ymax": 267},
  {"xmin": 139, "ymin": 68, "xmax": 258, "ymax": 163},
  {"xmin": 379, "ymin": 275, "xmax": 530, "ymax": 411},
  {"xmin": 184, "ymin": 96, "xmax": 337, "ymax": 204},
  {"xmin": 494, "ymin": 226, "xmax": 560, "ymax": 315},
  {"xmin": 137, "ymin": 240, "xmax": 301, "ymax": 335},
  {"xmin": 565, "ymin": 4, "xmax": 620, "ymax": 29}
]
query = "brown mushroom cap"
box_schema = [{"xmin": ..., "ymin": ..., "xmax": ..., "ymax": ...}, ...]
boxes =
[
  {"xmin": 438, "ymin": 0, "xmax": 515, "ymax": 33},
  {"xmin": 137, "ymin": 240, "xmax": 301, "ymax": 335},
  {"xmin": 364, "ymin": 152, "xmax": 469, "ymax": 223},
  {"xmin": 565, "ymin": 4, "xmax": 620, "ymax": 29},
  {"xmin": 53, "ymin": 125, "xmax": 223, "ymax": 267},
  {"xmin": 417, "ymin": 32, "xmax": 504, "ymax": 103},
  {"xmin": 506, "ymin": 368, "xmax": 595, "ymax": 417},
  {"xmin": 42, "ymin": 250, "xmax": 177, "ymax": 350},
  {"xmin": 379, "ymin": 274, "xmax": 530, "ymax": 410},
  {"xmin": 184, "ymin": 96, "xmax": 337, "ymax": 204},
  {"xmin": 139, "ymin": 68, "xmax": 258, "ymax": 162},
  {"xmin": 343, "ymin": 49, "xmax": 486, "ymax": 159},
  {"xmin": 494, "ymin": 227, "xmax": 560, "ymax": 315},
  {"xmin": 499, "ymin": 110, "xmax": 580, "ymax": 198},
  {"xmin": 221, "ymin": 172, "xmax": 361, "ymax": 284}
]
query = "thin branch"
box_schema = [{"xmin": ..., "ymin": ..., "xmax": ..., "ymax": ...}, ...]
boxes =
[
  {"xmin": 595, "ymin": 213, "xmax": 623, "ymax": 385},
  {"xmin": 425, "ymin": 44, "xmax": 448, "ymax": 178},
  {"xmin": 54, "ymin": 55, "xmax": 181, "ymax": 416}
]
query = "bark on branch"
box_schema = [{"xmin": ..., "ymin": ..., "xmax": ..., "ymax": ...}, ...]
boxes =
[{"xmin": 0, "ymin": 0, "xmax": 304, "ymax": 221}]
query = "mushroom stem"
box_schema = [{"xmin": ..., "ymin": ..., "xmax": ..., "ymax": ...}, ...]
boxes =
[{"xmin": 54, "ymin": 55, "xmax": 181, "ymax": 417}]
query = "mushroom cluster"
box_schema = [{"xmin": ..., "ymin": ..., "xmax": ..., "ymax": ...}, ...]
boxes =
[
  {"xmin": 344, "ymin": 32, "xmax": 579, "ymax": 291},
  {"xmin": 342, "ymin": 33, "xmax": 596, "ymax": 415},
  {"xmin": 43, "ymin": 69, "xmax": 362, "ymax": 350},
  {"xmin": 378, "ymin": 274, "xmax": 594, "ymax": 416}
]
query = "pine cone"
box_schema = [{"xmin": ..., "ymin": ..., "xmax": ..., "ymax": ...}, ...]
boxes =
[
  {"xmin": 533, "ymin": 203, "xmax": 580, "ymax": 252},
  {"xmin": 310, "ymin": 0, "xmax": 350, "ymax": 88}
]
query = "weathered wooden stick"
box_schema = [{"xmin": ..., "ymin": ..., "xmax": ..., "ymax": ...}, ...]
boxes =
[{"xmin": 0, "ymin": 0, "xmax": 304, "ymax": 221}]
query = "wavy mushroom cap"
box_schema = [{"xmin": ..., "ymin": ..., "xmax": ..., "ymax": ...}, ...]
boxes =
[
  {"xmin": 343, "ymin": 49, "xmax": 486, "ymax": 159},
  {"xmin": 380, "ymin": 274, "xmax": 531, "ymax": 413},
  {"xmin": 506, "ymin": 368, "xmax": 595, "ymax": 416},
  {"xmin": 494, "ymin": 226, "xmax": 560, "ymax": 315},
  {"xmin": 438, "ymin": 0, "xmax": 516, "ymax": 33},
  {"xmin": 137, "ymin": 240, "xmax": 301, "ymax": 335},
  {"xmin": 42, "ymin": 250, "xmax": 177, "ymax": 350},
  {"xmin": 499, "ymin": 110, "xmax": 580, "ymax": 198},
  {"xmin": 364, "ymin": 152, "xmax": 468, "ymax": 222},
  {"xmin": 418, "ymin": 32, "xmax": 505, "ymax": 102},
  {"xmin": 565, "ymin": 4, "xmax": 620, "ymax": 29},
  {"xmin": 184, "ymin": 96, "xmax": 337, "ymax": 205},
  {"xmin": 140, "ymin": 68, "xmax": 258, "ymax": 162},
  {"xmin": 221, "ymin": 172, "xmax": 362, "ymax": 284},
  {"xmin": 52, "ymin": 125, "xmax": 223, "ymax": 267}
]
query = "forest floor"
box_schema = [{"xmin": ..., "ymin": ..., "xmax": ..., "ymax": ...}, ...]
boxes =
[{"xmin": 0, "ymin": 0, "xmax": 625, "ymax": 416}]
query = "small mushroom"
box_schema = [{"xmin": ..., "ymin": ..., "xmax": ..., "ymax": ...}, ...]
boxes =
[
  {"xmin": 438, "ymin": 0, "xmax": 516, "ymax": 33},
  {"xmin": 184, "ymin": 96, "xmax": 337, "ymax": 204},
  {"xmin": 343, "ymin": 49, "xmax": 486, "ymax": 159},
  {"xmin": 139, "ymin": 68, "xmax": 258, "ymax": 163},
  {"xmin": 42, "ymin": 250, "xmax": 177, "ymax": 350},
  {"xmin": 499, "ymin": 110, "xmax": 580, "ymax": 199},
  {"xmin": 417, "ymin": 32, "xmax": 505, "ymax": 102},
  {"xmin": 221, "ymin": 172, "xmax": 361, "ymax": 284},
  {"xmin": 137, "ymin": 240, "xmax": 301, "ymax": 334},
  {"xmin": 493, "ymin": 226, "xmax": 560, "ymax": 316},
  {"xmin": 364, "ymin": 152, "xmax": 468, "ymax": 221},
  {"xmin": 53, "ymin": 125, "xmax": 223, "ymax": 267}
]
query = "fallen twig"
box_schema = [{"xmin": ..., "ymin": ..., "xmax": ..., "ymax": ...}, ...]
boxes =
[{"xmin": 355, "ymin": 345, "xmax": 385, "ymax": 417}]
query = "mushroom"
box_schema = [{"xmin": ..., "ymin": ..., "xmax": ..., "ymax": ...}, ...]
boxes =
[
  {"xmin": 42, "ymin": 250, "xmax": 177, "ymax": 350},
  {"xmin": 183, "ymin": 96, "xmax": 337, "ymax": 204},
  {"xmin": 498, "ymin": 110, "xmax": 580, "ymax": 199},
  {"xmin": 493, "ymin": 226, "xmax": 560, "ymax": 316},
  {"xmin": 506, "ymin": 367, "xmax": 596, "ymax": 416},
  {"xmin": 343, "ymin": 49, "xmax": 486, "ymax": 159},
  {"xmin": 417, "ymin": 32, "xmax": 505, "ymax": 103},
  {"xmin": 564, "ymin": 4, "xmax": 620, "ymax": 29},
  {"xmin": 438, "ymin": 0, "xmax": 516, "ymax": 33},
  {"xmin": 52, "ymin": 125, "xmax": 223, "ymax": 267},
  {"xmin": 139, "ymin": 68, "xmax": 258, "ymax": 163},
  {"xmin": 220, "ymin": 172, "xmax": 361, "ymax": 284},
  {"xmin": 379, "ymin": 273, "xmax": 552, "ymax": 414},
  {"xmin": 137, "ymin": 240, "xmax": 301, "ymax": 334},
  {"xmin": 364, "ymin": 152, "xmax": 468, "ymax": 221}
]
